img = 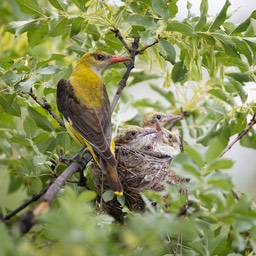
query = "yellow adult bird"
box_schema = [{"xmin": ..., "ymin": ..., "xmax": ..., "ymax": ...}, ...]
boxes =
[{"xmin": 57, "ymin": 51, "xmax": 131, "ymax": 195}]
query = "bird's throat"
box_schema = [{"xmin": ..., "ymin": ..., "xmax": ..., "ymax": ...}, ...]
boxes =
[{"xmin": 69, "ymin": 63, "xmax": 104, "ymax": 108}]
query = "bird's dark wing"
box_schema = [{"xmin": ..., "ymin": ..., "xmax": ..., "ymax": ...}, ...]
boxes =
[{"xmin": 57, "ymin": 79, "xmax": 116, "ymax": 168}]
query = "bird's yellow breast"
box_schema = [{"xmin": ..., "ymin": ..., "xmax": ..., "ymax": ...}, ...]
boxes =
[{"xmin": 69, "ymin": 63, "xmax": 104, "ymax": 109}]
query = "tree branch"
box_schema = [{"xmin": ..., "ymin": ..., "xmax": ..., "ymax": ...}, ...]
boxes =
[
  {"xmin": 220, "ymin": 114, "xmax": 256, "ymax": 157},
  {"xmin": 110, "ymin": 29, "xmax": 159, "ymax": 112},
  {"xmin": 29, "ymin": 90, "xmax": 65, "ymax": 127},
  {"xmin": 110, "ymin": 28, "xmax": 130, "ymax": 52},
  {"xmin": 111, "ymin": 37, "xmax": 140, "ymax": 113},
  {"xmin": 18, "ymin": 152, "xmax": 92, "ymax": 233}
]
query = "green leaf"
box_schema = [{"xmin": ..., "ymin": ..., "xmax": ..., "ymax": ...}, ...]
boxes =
[
  {"xmin": 0, "ymin": 94, "xmax": 21, "ymax": 117},
  {"xmin": 232, "ymin": 38, "xmax": 253, "ymax": 65},
  {"xmin": 208, "ymin": 88, "xmax": 234, "ymax": 105},
  {"xmin": 171, "ymin": 61, "xmax": 187, "ymax": 83},
  {"xmin": 23, "ymin": 116, "xmax": 37, "ymax": 138},
  {"xmin": 10, "ymin": 134, "xmax": 31, "ymax": 146},
  {"xmin": 16, "ymin": 0, "xmax": 44, "ymax": 16},
  {"xmin": 168, "ymin": 0, "xmax": 178, "ymax": 18},
  {"xmin": 49, "ymin": 0, "xmax": 68, "ymax": 11},
  {"xmin": 27, "ymin": 176, "xmax": 42, "ymax": 194},
  {"xmin": 150, "ymin": 84, "xmax": 175, "ymax": 106},
  {"xmin": 27, "ymin": 20, "xmax": 49, "ymax": 48},
  {"xmin": 127, "ymin": 14, "xmax": 157, "ymax": 29},
  {"xmin": 228, "ymin": 78, "xmax": 248, "ymax": 103},
  {"xmin": 208, "ymin": 159, "xmax": 233, "ymax": 171},
  {"xmin": 209, "ymin": 0, "xmax": 231, "ymax": 31},
  {"xmin": 206, "ymin": 137, "xmax": 227, "ymax": 163},
  {"xmin": 197, "ymin": 121, "xmax": 218, "ymax": 146},
  {"xmin": 27, "ymin": 107, "xmax": 54, "ymax": 131},
  {"xmin": 195, "ymin": 0, "xmax": 208, "ymax": 30},
  {"xmin": 70, "ymin": 17, "xmax": 84, "ymax": 36},
  {"xmin": 102, "ymin": 190, "xmax": 114, "ymax": 202},
  {"xmin": 5, "ymin": 19, "xmax": 36, "ymax": 34},
  {"xmin": 167, "ymin": 21, "xmax": 195, "ymax": 35},
  {"xmin": 185, "ymin": 145, "xmax": 204, "ymax": 167},
  {"xmin": 78, "ymin": 191, "xmax": 96, "ymax": 202},
  {"xmin": 152, "ymin": 0, "xmax": 169, "ymax": 20},
  {"xmin": 231, "ymin": 17, "xmax": 251, "ymax": 34},
  {"xmin": 49, "ymin": 17, "xmax": 69, "ymax": 37},
  {"xmin": 159, "ymin": 39, "xmax": 176, "ymax": 64},
  {"xmin": 72, "ymin": 0, "xmax": 86, "ymax": 12}
]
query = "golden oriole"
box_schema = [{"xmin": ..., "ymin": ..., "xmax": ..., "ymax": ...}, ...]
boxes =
[{"xmin": 57, "ymin": 51, "xmax": 130, "ymax": 195}]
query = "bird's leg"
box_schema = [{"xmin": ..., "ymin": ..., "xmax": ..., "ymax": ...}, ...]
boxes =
[{"xmin": 59, "ymin": 146, "xmax": 87, "ymax": 164}]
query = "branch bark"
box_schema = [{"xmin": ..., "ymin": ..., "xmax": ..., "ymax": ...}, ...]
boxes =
[
  {"xmin": 29, "ymin": 90, "xmax": 65, "ymax": 127},
  {"xmin": 220, "ymin": 114, "xmax": 256, "ymax": 157}
]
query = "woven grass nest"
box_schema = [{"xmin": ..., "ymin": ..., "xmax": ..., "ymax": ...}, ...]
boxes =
[{"xmin": 92, "ymin": 117, "xmax": 189, "ymax": 220}]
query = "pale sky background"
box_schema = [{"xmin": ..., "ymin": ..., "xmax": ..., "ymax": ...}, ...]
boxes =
[
  {"xmin": 177, "ymin": 1, "xmax": 256, "ymax": 199},
  {"xmin": 119, "ymin": 0, "xmax": 256, "ymax": 199}
]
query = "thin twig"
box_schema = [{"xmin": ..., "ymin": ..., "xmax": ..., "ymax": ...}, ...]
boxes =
[
  {"xmin": 3, "ymin": 185, "xmax": 50, "ymax": 221},
  {"xmin": 18, "ymin": 152, "xmax": 92, "ymax": 233},
  {"xmin": 220, "ymin": 114, "xmax": 256, "ymax": 157},
  {"xmin": 111, "ymin": 38, "xmax": 140, "ymax": 113},
  {"xmin": 110, "ymin": 28, "xmax": 130, "ymax": 52},
  {"xmin": 29, "ymin": 90, "xmax": 65, "ymax": 127},
  {"xmin": 137, "ymin": 38, "xmax": 159, "ymax": 53}
]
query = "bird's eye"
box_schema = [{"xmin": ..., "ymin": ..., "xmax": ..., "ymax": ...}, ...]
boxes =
[
  {"xmin": 145, "ymin": 145, "xmax": 152, "ymax": 150},
  {"xmin": 169, "ymin": 134, "xmax": 173, "ymax": 139},
  {"xmin": 94, "ymin": 54, "xmax": 105, "ymax": 61},
  {"xmin": 156, "ymin": 114, "xmax": 162, "ymax": 120},
  {"xmin": 131, "ymin": 131, "xmax": 137, "ymax": 136}
]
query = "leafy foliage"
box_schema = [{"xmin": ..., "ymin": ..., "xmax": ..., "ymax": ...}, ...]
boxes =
[{"xmin": 0, "ymin": 0, "xmax": 256, "ymax": 255}]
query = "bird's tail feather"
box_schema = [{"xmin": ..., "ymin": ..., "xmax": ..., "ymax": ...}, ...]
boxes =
[{"xmin": 106, "ymin": 165, "xmax": 123, "ymax": 196}]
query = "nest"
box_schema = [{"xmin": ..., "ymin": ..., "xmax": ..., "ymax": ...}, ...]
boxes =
[{"xmin": 93, "ymin": 145, "xmax": 189, "ymax": 220}]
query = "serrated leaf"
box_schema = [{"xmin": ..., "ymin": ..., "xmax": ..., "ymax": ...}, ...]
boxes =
[
  {"xmin": 16, "ymin": 0, "xmax": 44, "ymax": 16},
  {"xmin": 49, "ymin": 0, "xmax": 68, "ymax": 11},
  {"xmin": 159, "ymin": 39, "xmax": 176, "ymax": 64},
  {"xmin": 23, "ymin": 116, "xmax": 37, "ymax": 138},
  {"xmin": 27, "ymin": 20, "xmax": 48, "ymax": 48},
  {"xmin": 167, "ymin": 21, "xmax": 195, "ymax": 35},
  {"xmin": 209, "ymin": 0, "xmax": 231, "ymax": 31},
  {"xmin": 49, "ymin": 17, "xmax": 68, "ymax": 37},
  {"xmin": 152, "ymin": 0, "xmax": 169, "ymax": 20}
]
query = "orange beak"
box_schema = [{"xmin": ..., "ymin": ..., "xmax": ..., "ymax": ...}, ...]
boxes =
[{"xmin": 109, "ymin": 55, "xmax": 131, "ymax": 64}]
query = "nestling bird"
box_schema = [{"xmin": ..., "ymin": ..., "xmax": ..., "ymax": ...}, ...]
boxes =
[
  {"xmin": 57, "ymin": 51, "xmax": 130, "ymax": 195},
  {"xmin": 141, "ymin": 112, "xmax": 183, "ymax": 157},
  {"xmin": 114, "ymin": 125, "xmax": 156, "ymax": 147}
]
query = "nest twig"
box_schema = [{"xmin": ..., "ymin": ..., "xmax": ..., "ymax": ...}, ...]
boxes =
[{"xmin": 93, "ymin": 145, "xmax": 189, "ymax": 220}]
